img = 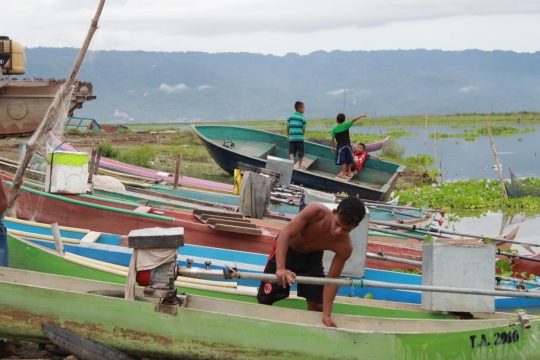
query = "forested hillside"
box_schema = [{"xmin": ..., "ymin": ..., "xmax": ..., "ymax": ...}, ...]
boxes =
[{"xmin": 23, "ymin": 48, "xmax": 540, "ymax": 123}]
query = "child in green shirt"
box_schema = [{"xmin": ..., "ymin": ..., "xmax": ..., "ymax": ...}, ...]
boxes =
[{"xmin": 331, "ymin": 113, "xmax": 367, "ymax": 178}]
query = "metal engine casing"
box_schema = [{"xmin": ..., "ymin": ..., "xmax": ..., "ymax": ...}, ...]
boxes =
[{"xmin": 150, "ymin": 261, "xmax": 178, "ymax": 290}]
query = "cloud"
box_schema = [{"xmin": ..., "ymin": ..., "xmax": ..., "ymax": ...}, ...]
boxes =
[
  {"xmin": 327, "ymin": 89, "xmax": 348, "ymax": 96},
  {"xmin": 114, "ymin": 109, "xmax": 134, "ymax": 121},
  {"xmin": 197, "ymin": 85, "xmax": 211, "ymax": 90},
  {"xmin": 3, "ymin": 1, "xmax": 540, "ymax": 55},
  {"xmin": 459, "ymin": 86, "xmax": 479, "ymax": 92},
  {"xmin": 159, "ymin": 83, "xmax": 188, "ymax": 93}
]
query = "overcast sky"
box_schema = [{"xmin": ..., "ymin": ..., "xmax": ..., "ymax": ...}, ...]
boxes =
[{"xmin": 2, "ymin": 0, "xmax": 539, "ymax": 56}]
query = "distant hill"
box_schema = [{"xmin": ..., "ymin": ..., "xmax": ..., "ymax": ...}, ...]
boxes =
[{"xmin": 22, "ymin": 48, "xmax": 540, "ymax": 123}]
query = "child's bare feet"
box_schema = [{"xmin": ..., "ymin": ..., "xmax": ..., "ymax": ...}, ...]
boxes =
[
  {"xmin": 337, "ymin": 173, "xmax": 347, "ymax": 179},
  {"xmin": 345, "ymin": 172, "xmax": 352, "ymax": 177},
  {"xmin": 297, "ymin": 165, "xmax": 305, "ymax": 170}
]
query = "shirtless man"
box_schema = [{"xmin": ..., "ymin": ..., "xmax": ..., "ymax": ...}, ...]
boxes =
[{"xmin": 257, "ymin": 196, "xmax": 366, "ymax": 327}]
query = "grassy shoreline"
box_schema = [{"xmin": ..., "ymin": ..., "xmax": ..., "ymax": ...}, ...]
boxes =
[{"xmin": 124, "ymin": 112, "xmax": 540, "ymax": 132}]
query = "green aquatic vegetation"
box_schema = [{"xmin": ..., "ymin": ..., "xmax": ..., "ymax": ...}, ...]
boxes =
[
  {"xmin": 395, "ymin": 178, "xmax": 540, "ymax": 209},
  {"xmin": 305, "ymin": 129, "xmax": 383, "ymax": 144},
  {"xmin": 429, "ymin": 126, "xmax": 535, "ymax": 141},
  {"xmin": 496, "ymin": 258, "xmax": 515, "ymax": 277},
  {"xmin": 403, "ymin": 154, "xmax": 435, "ymax": 168},
  {"xmin": 507, "ymin": 177, "xmax": 540, "ymax": 198},
  {"xmin": 385, "ymin": 130, "xmax": 412, "ymax": 139},
  {"xmin": 517, "ymin": 138, "xmax": 523, "ymax": 142}
]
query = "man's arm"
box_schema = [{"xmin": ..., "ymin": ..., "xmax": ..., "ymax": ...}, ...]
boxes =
[
  {"xmin": 351, "ymin": 114, "xmax": 367, "ymax": 123},
  {"xmin": 275, "ymin": 203, "xmax": 321, "ymax": 287},
  {"xmin": 322, "ymin": 247, "xmax": 352, "ymax": 328},
  {"xmin": 0, "ymin": 174, "xmax": 8, "ymax": 214},
  {"xmin": 286, "ymin": 124, "xmax": 290, "ymax": 140}
]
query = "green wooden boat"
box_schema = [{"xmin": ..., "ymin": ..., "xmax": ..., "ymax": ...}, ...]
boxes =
[
  {"xmin": 5, "ymin": 233, "xmax": 451, "ymax": 320},
  {"xmin": 192, "ymin": 125, "xmax": 405, "ymax": 201},
  {"xmin": 0, "ymin": 265, "xmax": 537, "ymax": 359}
]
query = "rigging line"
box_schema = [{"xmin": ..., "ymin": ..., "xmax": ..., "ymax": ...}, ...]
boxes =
[{"xmin": 343, "ymin": 88, "xmax": 346, "ymax": 113}]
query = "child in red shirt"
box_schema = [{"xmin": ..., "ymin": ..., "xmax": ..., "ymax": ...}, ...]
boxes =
[{"xmin": 351, "ymin": 143, "xmax": 381, "ymax": 174}]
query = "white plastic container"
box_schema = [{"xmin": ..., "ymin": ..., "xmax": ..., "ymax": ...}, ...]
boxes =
[{"xmin": 45, "ymin": 151, "xmax": 88, "ymax": 194}]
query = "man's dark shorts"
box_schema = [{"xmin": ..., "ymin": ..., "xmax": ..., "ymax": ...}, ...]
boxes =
[
  {"xmin": 257, "ymin": 246, "xmax": 324, "ymax": 305},
  {"xmin": 289, "ymin": 141, "xmax": 305, "ymax": 158}
]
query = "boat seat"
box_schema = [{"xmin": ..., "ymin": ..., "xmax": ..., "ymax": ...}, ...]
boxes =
[
  {"xmin": 250, "ymin": 144, "xmax": 276, "ymax": 158},
  {"xmin": 134, "ymin": 205, "xmax": 152, "ymax": 213},
  {"xmin": 334, "ymin": 173, "xmax": 354, "ymax": 182},
  {"xmin": 294, "ymin": 157, "xmax": 316, "ymax": 170},
  {"xmin": 80, "ymin": 231, "xmax": 102, "ymax": 243}
]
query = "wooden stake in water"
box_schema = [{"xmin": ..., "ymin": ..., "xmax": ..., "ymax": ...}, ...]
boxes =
[
  {"xmin": 5, "ymin": 0, "xmax": 107, "ymax": 216},
  {"xmin": 374, "ymin": 111, "xmax": 383, "ymax": 139},
  {"xmin": 486, "ymin": 123, "xmax": 508, "ymax": 199},
  {"xmin": 433, "ymin": 129, "xmax": 437, "ymax": 163},
  {"xmin": 424, "ymin": 115, "xmax": 428, "ymax": 155},
  {"xmin": 173, "ymin": 153, "xmax": 182, "ymax": 190},
  {"xmin": 439, "ymin": 152, "xmax": 443, "ymax": 180}
]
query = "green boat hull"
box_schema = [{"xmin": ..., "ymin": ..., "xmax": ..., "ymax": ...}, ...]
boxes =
[
  {"xmin": 6, "ymin": 234, "xmax": 451, "ymax": 320},
  {"xmin": 0, "ymin": 267, "xmax": 538, "ymax": 359}
]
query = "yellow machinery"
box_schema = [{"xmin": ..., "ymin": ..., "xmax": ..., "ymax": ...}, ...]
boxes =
[{"xmin": 0, "ymin": 36, "xmax": 26, "ymax": 75}]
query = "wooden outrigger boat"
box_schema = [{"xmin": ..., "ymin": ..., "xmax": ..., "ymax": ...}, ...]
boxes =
[
  {"xmin": 6, "ymin": 218, "xmax": 538, "ymax": 309},
  {"xmin": 49, "ymin": 132, "xmax": 235, "ymax": 194},
  {"xmin": 192, "ymin": 125, "xmax": 405, "ymax": 201},
  {"xmin": 0, "ymin": 266, "xmax": 539, "ymax": 359},
  {"xmin": 5, "ymin": 232, "xmax": 459, "ymax": 319}
]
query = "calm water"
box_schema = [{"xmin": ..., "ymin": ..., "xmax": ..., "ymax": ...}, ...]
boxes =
[{"xmin": 351, "ymin": 122, "xmax": 540, "ymax": 181}]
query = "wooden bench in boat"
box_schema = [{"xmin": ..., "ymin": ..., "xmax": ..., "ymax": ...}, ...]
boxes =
[
  {"xmin": 80, "ymin": 231, "xmax": 102, "ymax": 243},
  {"xmin": 134, "ymin": 206, "xmax": 152, "ymax": 213},
  {"xmin": 193, "ymin": 209, "xmax": 262, "ymax": 235},
  {"xmin": 334, "ymin": 173, "xmax": 355, "ymax": 182},
  {"xmin": 294, "ymin": 157, "xmax": 316, "ymax": 170},
  {"xmin": 249, "ymin": 143, "xmax": 276, "ymax": 158}
]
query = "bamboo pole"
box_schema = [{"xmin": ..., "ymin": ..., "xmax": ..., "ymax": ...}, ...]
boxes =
[
  {"xmin": 173, "ymin": 153, "xmax": 182, "ymax": 190},
  {"xmin": 5, "ymin": 0, "xmax": 107, "ymax": 217},
  {"xmin": 486, "ymin": 123, "xmax": 508, "ymax": 199},
  {"xmin": 374, "ymin": 111, "xmax": 383, "ymax": 139}
]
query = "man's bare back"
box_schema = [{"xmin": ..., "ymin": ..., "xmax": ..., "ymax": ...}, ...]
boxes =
[{"xmin": 256, "ymin": 197, "xmax": 366, "ymax": 328}]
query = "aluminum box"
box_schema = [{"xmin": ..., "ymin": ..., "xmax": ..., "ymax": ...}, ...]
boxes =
[
  {"xmin": 265, "ymin": 155, "xmax": 294, "ymax": 186},
  {"xmin": 421, "ymin": 241, "xmax": 495, "ymax": 313}
]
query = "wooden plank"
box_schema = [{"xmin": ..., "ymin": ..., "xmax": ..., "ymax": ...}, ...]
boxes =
[
  {"xmin": 51, "ymin": 223, "xmax": 64, "ymax": 255},
  {"xmin": 208, "ymin": 223, "xmax": 262, "ymax": 235},
  {"xmin": 201, "ymin": 214, "xmax": 251, "ymax": 222},
  {"xmin": 294, "ymin": 157, "xmax": 316, "ymax": 170},
  {"xmin": 334, "ymin": 173, "xmax": 354, "ymax": 181},
  {"xmin": 80, "ymin": 231, "xmax": 102, "ymax": 243},
  {"xmin": 193, "ymin": 209, "xmax": 243, "ymax": 219},
  {"xmin": 207, "ymin": 218, "xmax": 257, "ymax": 229},
  {"xmin": 133, "ymin": 205, "xmax": 152, "ymax": 213}
]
